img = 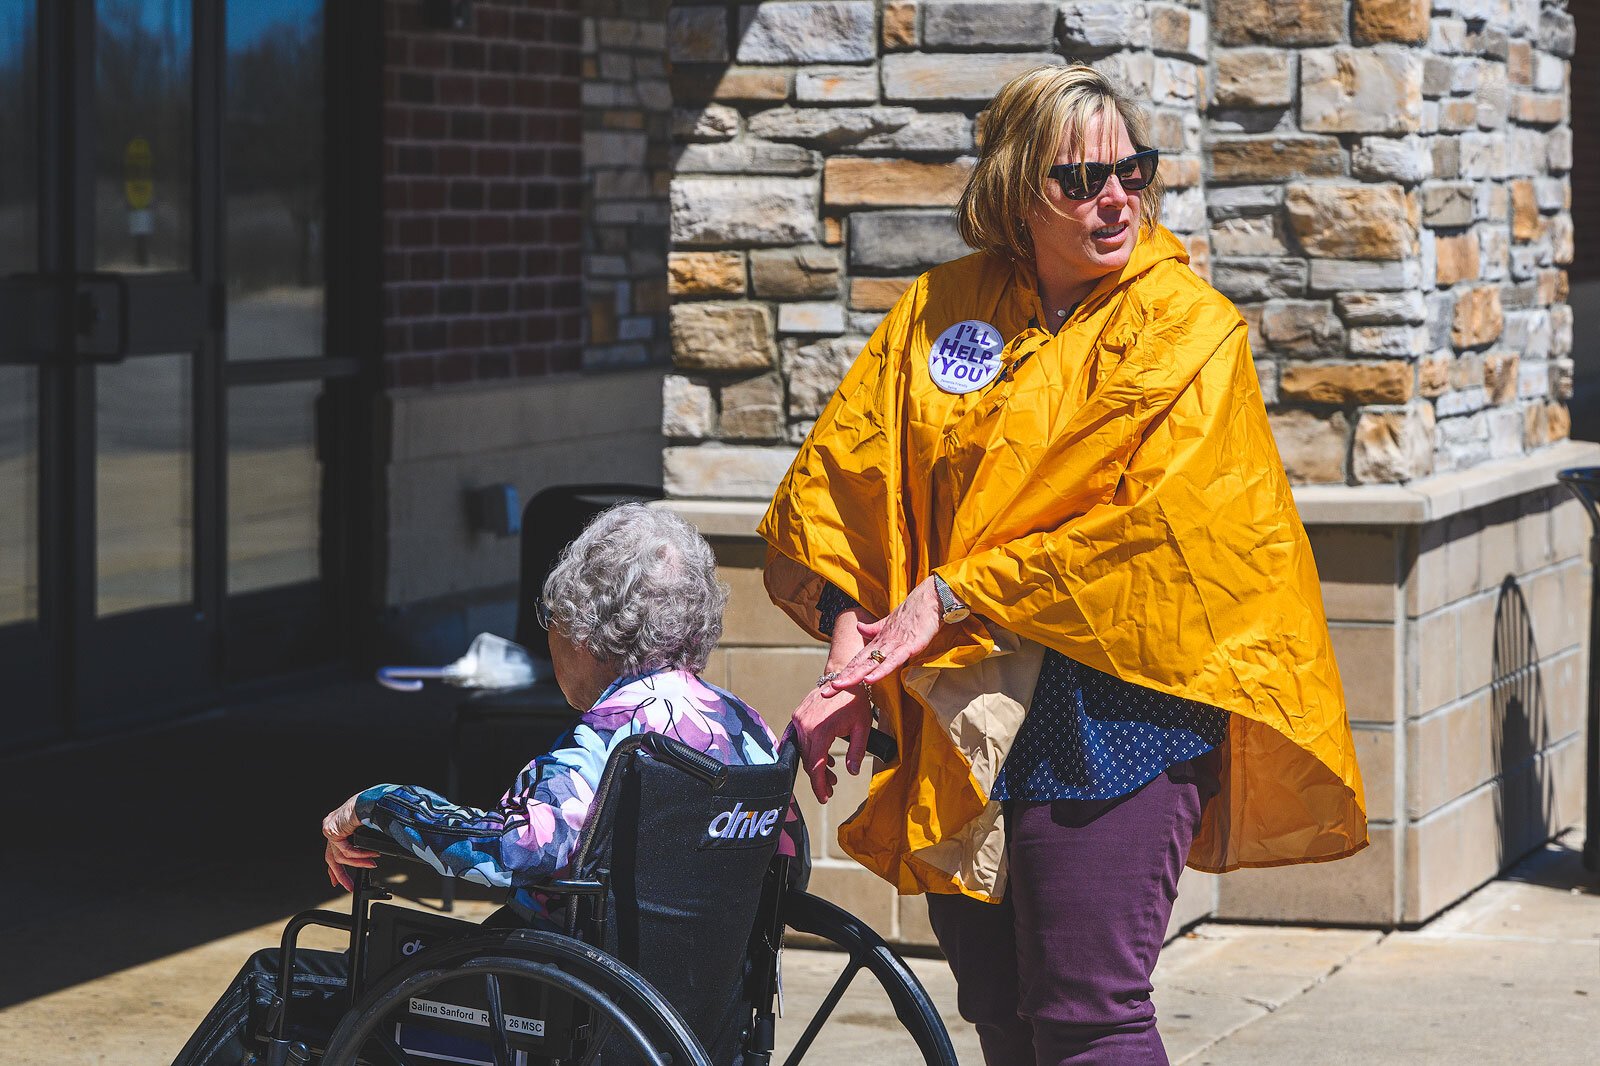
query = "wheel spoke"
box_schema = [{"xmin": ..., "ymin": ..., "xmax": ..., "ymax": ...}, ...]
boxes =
[
  {"xmin": 321, "ymin": 933, "xmax": 708, "ymax": 1066},
  {"xmin": 363, "ymin": 1025, "xmax": 410, "ymax": 1065},
  {"xmin": 575, "ymin": 1013, "xmax": 617, "ymax": 1066},
  {"xmin": 484, "ymin": 973, "xmax": 514, "ymax": 1066},
  {"xmin": 782, "ymin": 959, "xmax": 862, "ymax": 1066},
  {"xmin": 782, "ymin": 892, "xmax": 960, "ymax": 1066}
]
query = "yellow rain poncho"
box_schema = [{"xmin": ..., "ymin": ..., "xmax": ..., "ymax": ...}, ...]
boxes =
[{"xmin": 759, "ymin": 225, "xmax": 1367, "ymax": 901}]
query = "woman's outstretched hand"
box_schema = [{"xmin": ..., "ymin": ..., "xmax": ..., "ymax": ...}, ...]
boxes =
[
  {"xmin": 821, "ymin": 577, "xmax": 944, "ymax": 696},
  {"xmin": 792, "ymin": 683, "xmax": 874, "ymax": 803},
  {"xmin": 322, "ymin": 793, "xmax": 380, "ymax": 892}
]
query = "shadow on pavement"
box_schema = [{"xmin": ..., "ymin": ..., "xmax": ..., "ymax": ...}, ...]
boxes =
[
  {"xmin": 1501, "ymin": 835, "xmax": 1599, "ymax": 895},
  {"xmin": 0, "ymin": 678, "xmax": 579, "ymax": 1010}
]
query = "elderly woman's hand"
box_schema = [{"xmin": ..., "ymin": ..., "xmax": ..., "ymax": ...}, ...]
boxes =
[
  {"xmin": 821, "ymin": 577, "xmax": 943, "ymax": 695},
  {"xmin": 792, "ymin": 683, "xmax": 875, "ymax": 803},
  {"xmin": 322, "ymin": 793, "xmax": 380, "ymax": 892}
]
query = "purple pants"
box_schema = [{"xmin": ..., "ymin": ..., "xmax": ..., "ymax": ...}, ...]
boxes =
[{"xmin": 926, "ymin": 752, "xmax": 1222, "ymax": 1066}]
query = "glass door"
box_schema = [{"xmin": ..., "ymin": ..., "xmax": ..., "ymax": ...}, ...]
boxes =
[
  {"xmin": 219, "ymin": 0, "xmax": 345, "ymax": 680},
  {"xmin": 0, "ymin": 0, "xmax": 55, "ymax": 745},
  {"xmin": 0, "ymin": 0, "xmax": 362, "ymax": 749},
  {"xmin": 76, "ymin": 0, "xmax": 214, "ymax": 719}
]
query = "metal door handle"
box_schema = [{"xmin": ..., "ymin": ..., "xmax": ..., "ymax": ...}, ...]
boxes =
[
  {"xmin": 76, "ymin": 289, "xmax": 102, "ymax": 335},
  {"xmin": 72, "ymin": 274, "xmax": 129, "ymax": 363}
]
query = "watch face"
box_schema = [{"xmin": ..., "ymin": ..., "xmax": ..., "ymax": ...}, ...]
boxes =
[{"xmin": 943, "ymin": 605, "xmax": 970, "ymax": 624}]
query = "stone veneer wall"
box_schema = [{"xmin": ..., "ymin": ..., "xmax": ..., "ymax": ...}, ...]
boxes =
[
  {"xmin": 1210, "ymin": 0, "xmax": 1575, "ymax": 485},
  {"xmin": 658, "ymin": 0, "xmax": 1576, "ymax": 489},
  {"xmin": 581, "ymin": 2, "xmax": 676, "ymax": 369},
  {"xmin": 660, "ymin": 0, "xmax": 1211, "ymax": 495}
]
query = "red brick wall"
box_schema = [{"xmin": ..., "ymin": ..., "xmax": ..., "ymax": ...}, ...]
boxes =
[{"xmin": 381, "ymin": 0, "xmax": 584, "ymax": 387}]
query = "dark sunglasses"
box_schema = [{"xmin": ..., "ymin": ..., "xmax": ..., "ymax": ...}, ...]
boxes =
[{"xmin": 1047, "ymin": 147, "xmax": 1159, "ymax": 200}]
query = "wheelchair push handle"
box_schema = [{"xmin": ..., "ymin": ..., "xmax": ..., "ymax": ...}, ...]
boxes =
[
  {"xmin": 776, "ymin": 725, "xmax": 898, "ymax": 766},
  {"xmin": 866, "ymin": 728, "xmax": 898, "ymax": 765},
  {"xmin": 634, "ymin": 730, "xmax": 897, "ymax": 791},
  {"xmin": 642, "ymin": 732, "xmax": 729, "ymax": 788}
]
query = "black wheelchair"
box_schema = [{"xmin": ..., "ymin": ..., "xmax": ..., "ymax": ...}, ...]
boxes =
[{"xmin": 253, "ymin": 729, "xmax": 958, "ymax": 1065}]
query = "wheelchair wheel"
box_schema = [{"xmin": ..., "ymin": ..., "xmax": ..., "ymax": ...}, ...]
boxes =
[
  {"xmin": 320, "ymin": 928, "xmax": 711, "ymax": 1066},
  {"xmin": 778, "ymin": 892, "xmax": 958, "ymax": 1066}
]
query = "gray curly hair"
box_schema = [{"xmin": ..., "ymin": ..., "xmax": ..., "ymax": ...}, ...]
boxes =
[{"xmin": 541, "ymin": 503, "xmax": 728, "ymax": 675}]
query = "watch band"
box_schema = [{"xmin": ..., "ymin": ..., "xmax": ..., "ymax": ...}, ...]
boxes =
[{"xmin": 934, "ymin": 575, "xmax": 970, "ymax": 624}]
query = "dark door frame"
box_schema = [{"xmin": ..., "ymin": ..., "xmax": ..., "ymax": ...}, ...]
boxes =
[
  {"xmin": 0, "ymin": 0, "xmax": 385, "ymax": 751},
  {"xmin": 66, "ymin": 0, "xmax": 217, "ymax": 725},
  {"xmin": 216, "ymin": 0, "xmax": 386, "ymax": 688}
]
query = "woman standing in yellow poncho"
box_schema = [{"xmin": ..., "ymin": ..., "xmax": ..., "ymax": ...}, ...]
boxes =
[{"xmin": 759, "ymin": 66, "xmax": 1368, "ymax": 1065}]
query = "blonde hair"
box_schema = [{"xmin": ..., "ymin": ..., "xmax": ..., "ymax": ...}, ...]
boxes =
[{"xmin": 957, "ymin": 64, "xmax": 1164, "ymax": 263}]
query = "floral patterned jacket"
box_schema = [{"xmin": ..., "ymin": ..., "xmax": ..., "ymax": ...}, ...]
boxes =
[{"xmin": 355, "ymin": 668, "xmax": 779, "ymax": 920}]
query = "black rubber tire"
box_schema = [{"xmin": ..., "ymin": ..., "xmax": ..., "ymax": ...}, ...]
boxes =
[
  {"xmin": 780, "ymin": 892, "xmax": 958, "ymax": 1066},
  {"xmin": 320, "ymin": 928, "xmax": 711, "ymax": 1066}
]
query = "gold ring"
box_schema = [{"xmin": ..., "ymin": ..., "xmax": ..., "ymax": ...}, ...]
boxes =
[{"xmin": 868, "ymin": 649, "xmax": 886, "ymax": 663}]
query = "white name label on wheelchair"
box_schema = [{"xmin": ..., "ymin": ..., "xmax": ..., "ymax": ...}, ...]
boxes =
[
  {"xmin": 409, "ymin": 997, "xmax": 545, "ymax": 1037},
  {"xmin": 701, "ymin": 796, "xmax": 787, "ymax": 849}
]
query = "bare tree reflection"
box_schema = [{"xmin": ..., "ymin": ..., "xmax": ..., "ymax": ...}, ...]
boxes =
[
  {"xmin": 227, "ymin": 17, "xmax": 324, "ymax": 292},
  {"xmin": 95, "ymin": 0, "xmax": 194, "ymax": 271},
  {"xmin": 0, "ymin": 0, "xmax": 39, "ymax": 275}
]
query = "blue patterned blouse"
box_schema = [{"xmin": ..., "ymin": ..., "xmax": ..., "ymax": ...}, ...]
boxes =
[
  {"xmin": 817, "ymin": 581, "xmax": 1229, "ymax": 802},
  {"xmin": 355, "ymin": 668, "xmax": 778, "ymax": 923}
]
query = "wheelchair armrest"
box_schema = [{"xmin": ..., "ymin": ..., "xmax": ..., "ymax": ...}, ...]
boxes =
[
  {"xmin": 349, "ymin": 827, "xmax": 416, "ymax": 862},
  {"xmin": 536, "ymin": 877, "xmax": 607, "ymax": 895},
  {"xmin": 350, "ymin": 827, "xmax": 606, "ymax": 896}
]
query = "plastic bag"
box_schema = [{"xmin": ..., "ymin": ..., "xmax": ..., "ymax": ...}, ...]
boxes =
[{"xmin": 377, "ymin": 633, "xmax": 545, "ymax": 692}]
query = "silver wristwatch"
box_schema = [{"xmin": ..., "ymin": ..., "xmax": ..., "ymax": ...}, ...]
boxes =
[{"xmin": 934, "ymin": 576, "xmax": 970, "ymax": 625}]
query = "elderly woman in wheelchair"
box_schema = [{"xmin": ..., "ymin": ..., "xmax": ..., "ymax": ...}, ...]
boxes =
[{"xmin": 174, "ymin": 503, "xmax": 955, "ymax": 1066}]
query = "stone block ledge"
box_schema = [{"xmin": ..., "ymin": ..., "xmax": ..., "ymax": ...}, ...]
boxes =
[
  {"xmin": 657, "ymin": 496, "xmax": 771, "ymax": 538},
  {"xmin": 1292, "ymin": 439, "xmax": 1600, "ymax": 526},
  {"xmin": 663, "ymin": 439, "xmax": 1600, "ymax": 535}
]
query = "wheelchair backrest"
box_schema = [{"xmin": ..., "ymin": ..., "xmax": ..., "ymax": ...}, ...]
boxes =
[{"xmin": 573, "ymin": 734, "xmax": 799, "ymax": 1066}]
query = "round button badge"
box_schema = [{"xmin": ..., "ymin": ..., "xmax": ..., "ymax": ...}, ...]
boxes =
[{"xmin": 928, "ymin": 320, "xmax": 1004, "ymax": 394}]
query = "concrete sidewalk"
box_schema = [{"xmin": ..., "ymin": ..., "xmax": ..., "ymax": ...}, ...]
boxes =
[
  {"xmin": 1157, "ymin": 827, "xmax": 1599, "ymax": 1065},
  {"xmin": 0, "ymin": 830, "xmax": 1594, "ymax": 1064}
]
